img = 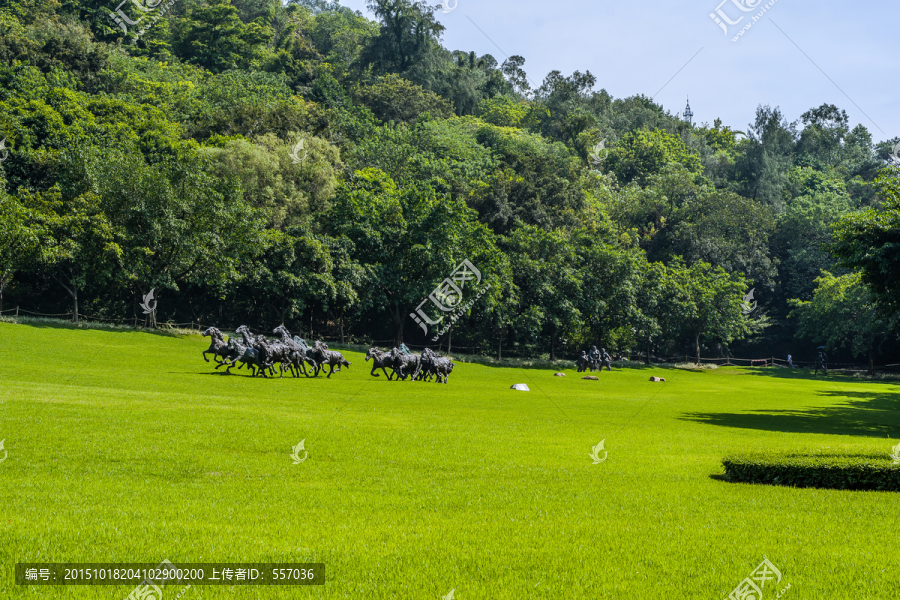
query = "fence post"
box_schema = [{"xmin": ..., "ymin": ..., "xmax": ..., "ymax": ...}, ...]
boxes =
[{"xmin": 15, "ymin": 306, "xmax": 18, "ymax": 317}]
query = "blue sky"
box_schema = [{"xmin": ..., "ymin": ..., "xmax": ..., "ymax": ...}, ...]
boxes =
[{"xmin": 336, "ymin": 0, "xmax": 899, "ymax": 142}]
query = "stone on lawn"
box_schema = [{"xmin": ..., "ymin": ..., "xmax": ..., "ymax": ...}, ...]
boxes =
[
  {"xmin": 649, "ymin": 376, "xmax": 667, "ymax": 382},
  {"xmin": 554, "ymin": 373, "xmax": 566, "ymax": 377},
  {"xmin": 582, "ymin": 376, "xmax": 599, "ymax": 380},
  {"xmin": 510, "ymin": 383, "xmax": 530, "ymax": 391}
]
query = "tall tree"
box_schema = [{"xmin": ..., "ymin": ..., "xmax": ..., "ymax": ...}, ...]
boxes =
[
  {"xmin": 830, "ymin": 168, "xmax": 900, "ymax": 320},
  {"xmin": 668, "ymin": 259, "xmax": 753, "ymax": 363},
  {"xmin": 20, "ymin": 188, "xmax": 121, "ymax": 323},
  {"xmin": 790, "ymin": 272, "xmax": 890, "ymax": 375},
  {"xmin": 325, "ymin": 168, "xmax": 500, "ymax": 345},
  {"xmin": 0, "ymin": 193, "xmax": 41, "ymax": 314},
  {"xmin": 502, "ymin": 224, "xmax": 582, "ymax": 360},
  {"xmin": 734, "ymin": 105, "xmax": 797, "ymax": 208},
  {"xmin": 360, "ymin": 0, "xmax": 444, "ymax": 75}
]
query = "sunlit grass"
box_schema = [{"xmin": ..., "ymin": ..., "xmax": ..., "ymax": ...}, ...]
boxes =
[{"xmin": 1, "ymin": 322, "xmax": 898, "ymax": 598}]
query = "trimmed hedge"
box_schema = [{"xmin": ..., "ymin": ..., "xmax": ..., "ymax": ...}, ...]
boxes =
[{"xmin": 722, "ymin": 454, "xmax": 900, "ymax": 491}]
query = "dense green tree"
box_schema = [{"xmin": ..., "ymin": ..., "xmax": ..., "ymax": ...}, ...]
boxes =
[
  {"xmin": 0, "ymin": 0, "xmax": 895, "ymax": 361},
  {"xmin": 325, "ymin": 168, "xmax": 500, "ymax": 345},
  {"xmin": 0, "ymin": 192, "xmax": 41, "ymax": 313},
  {"xmin": 172, "ymin": 0, "xmax": 273, "ymax": 72},
  {"xmin": 733, "ymin": 105, "xmax": 797, "ymax": 208},
  {"xmin": 502, "ymin": 224, "xmax": 581, "ymax": 360},
  {"xmin": 353, "ymin": 74, "xmax": 453, "ymax": 123},
  {"xmin": 201, "ymin": 132, "xmax": 342, "ymax": 228},
  {"xmin": 476, "ymin": 95, "xmax": 529, "ymax": 129},
  {"xmin": 830, "ymin": 168, "xmax": 900, "ymax": 319},
  {"xmin": 665, "ymin": 187, "xmax": 777, "ymax": 288},
  {"xmin": 240, "ymin": 227, "xmax": 337, "ymax": 325},
  {"xmin": 84, "ymin": 148, "xmax": 266, "ymax": 326},
  {"xmin": 359, "ymin": 0, "xmax": 443, "ymax": 75},
  {"xmin": 790, "ymin": 272, "xmax": 890, "ymax": 375},
  {"xmin": 20, "ymin": 187, "xmax": 121, "ymax": 323},
  {"xmin": 603, "ymin": 129, "xmax": 702, "ymax": 186},
  {"xmin": 772, "ymin": 187, "xmax": 852, "ymax": 303},
  {"xmin": 667, "ymin": 259, "xmax": 753, "ymax": 364}
]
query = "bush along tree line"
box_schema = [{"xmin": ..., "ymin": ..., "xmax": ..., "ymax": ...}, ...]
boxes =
[{"xmin": 1, "ymin": 0, "xmax": 898, "ymax": 368}]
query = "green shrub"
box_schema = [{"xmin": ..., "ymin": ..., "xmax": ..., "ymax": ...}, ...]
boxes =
[{"xmin": 722, "ymin": 453, "xmax": 900, "ymax": 491}]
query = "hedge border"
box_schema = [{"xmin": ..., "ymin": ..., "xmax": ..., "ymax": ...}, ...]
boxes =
[{"xmin": 722, "ymin": 454, "xmax": 900, "ymax": 491}]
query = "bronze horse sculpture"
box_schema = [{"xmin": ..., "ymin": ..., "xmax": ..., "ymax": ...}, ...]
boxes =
[
  {"xmin": 202, "ymin": 327, "xmax": 231, "ymax": 364},
  {"xmin": 311, "ymin": 341, "xmax": 351, "ymax": 378}
]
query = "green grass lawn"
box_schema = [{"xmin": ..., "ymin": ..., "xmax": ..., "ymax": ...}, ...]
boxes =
[{"xmin": 1, "ymin": 322, "xmax": 899, "ymax": 598}]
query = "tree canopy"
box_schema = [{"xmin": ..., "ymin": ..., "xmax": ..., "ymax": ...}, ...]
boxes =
[{"xmin": 0, "ymin": 0, "xmax": 897, "ymax": 365}]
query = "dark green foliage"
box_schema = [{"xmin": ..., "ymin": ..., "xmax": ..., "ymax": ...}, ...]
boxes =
[
  {"xmin": 0, "ymin": 0, "xmax": 896, "ymax": 361},
  {"xmin": 830, "ymin": 169, "xmax": 900, "ymax": 320},
  {"xmin": 603, "ymin": 129, "xmax": 702, "ymax": 186},
  {"xmin": 359, "ymin": 0, "xmax": 443, "ymax": 75},
  {"xmin": 353, "ymin": 74, "xmax": 453, "ymax": 123},
  {"xmin": 723, "ymin": 454, "xmax": 900, "ymax": 492},
  {"xmin": 172, "ymin": 0, "xmax": 273, "ymax": 72}
]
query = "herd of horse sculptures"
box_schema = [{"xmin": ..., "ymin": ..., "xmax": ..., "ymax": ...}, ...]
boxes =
[{"xmin": 201, "ymin": 326, "xmax": 456, "ymax": 383}]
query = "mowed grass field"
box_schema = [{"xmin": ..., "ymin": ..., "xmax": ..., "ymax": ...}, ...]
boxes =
[{"xmin": 1, "ymin": 323, "xmax": 899, "ymax": 599}]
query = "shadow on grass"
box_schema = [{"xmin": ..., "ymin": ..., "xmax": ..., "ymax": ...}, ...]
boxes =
[
  {"xmin": 681, "ymin": 389, "xmax": 900, "ymax": 438},
  {"xmin": 739, "ymin": 367, "xmax": 900, "ymax": 383}
]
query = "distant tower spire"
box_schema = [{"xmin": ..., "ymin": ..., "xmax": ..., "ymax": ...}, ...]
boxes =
[{"xmin": 684, "ymin": 97, "xmax": 694, "ymax": 125}]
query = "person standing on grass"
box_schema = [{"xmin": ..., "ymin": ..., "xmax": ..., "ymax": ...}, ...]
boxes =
[
  {"xmin": 787, "ymin": 354, "xmax": 794, "ymax": 368},
  {"xmin": 815, "ymin": 350, "xmax": 828, "ymax": 375}
]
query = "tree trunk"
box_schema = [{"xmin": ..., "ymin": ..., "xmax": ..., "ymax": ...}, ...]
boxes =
[
  {"xmin": 550, "ymin": 327, "xmax": 557, "ymax": 361},
  {"xmin": 389, "ymin": 303, "xmax": 406, "ymax": 347},
  {"xmin": 694, "ymin": 332, "xmax": 701, "ymax": 365},
  {"xmin": 447, "ymin": 328, "xmax": 452, "ymax": 357},
  {"xmin": 497, "ymin": 330, "xmax": 503, "ymax": 361},
  {"xmin": 55, "ymin": 276, "xmax": 79, "ymax": 323},
  {"xmin": 869, "ymin": 350, "xmax": 875, "ymax": 377},
  {"xmin": 645, "ymin": 338, "xmax": 651, "ymax": 365},
  {"xmin": 340, "ymin": 315, "xmax": 345, "ymax": 344}
]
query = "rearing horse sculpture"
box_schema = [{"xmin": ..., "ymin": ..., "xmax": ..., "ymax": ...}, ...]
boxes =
[
  {"xmin": 202, "ymin": 327, "xmax": 230, "ymax": 364},
  {"xmin": 273, "ymin": 325, "xmax": 317, "ymax": 377}
]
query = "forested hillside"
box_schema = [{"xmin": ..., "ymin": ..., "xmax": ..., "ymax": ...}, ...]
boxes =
[{"xmin": 1, "ymin": 0, "xmax": 898, "ymax": 365}]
